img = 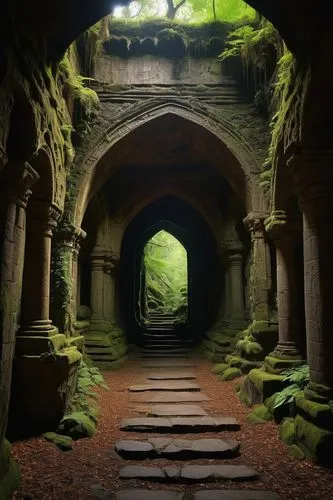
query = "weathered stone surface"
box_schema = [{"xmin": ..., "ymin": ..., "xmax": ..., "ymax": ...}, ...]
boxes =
[
  {"xmin": 181, "ymin": 465, "xmax": 258, "ymax": 481},
  {"xmin": 115, "ymin": 437, "xmax": 239, "ymax": 459},
  {"xmin": 147, "ymin": 371, "xmax": 196, "ymax": 380},
  {"xmin": 119, "ymin": 416, "xmax": 239, "ymax": 432},
  {"xmin": 128, "ymin": 381, "xmax": 200, "ymax": 392},
  {"xmin": 147, "ymin": 404, "xmax": 207, "ymax": 417},
  {"xmin": 119, "ymin": 466, "xmax": 167, "ymax": 480},
  {"xmin": 194, "ymin": 490, "xmax": 281, "ymax": 500},
  {"xmin": 129, "ymin": 392, "xmax": 209, "ymax": 403},
  {"xmin": 116, "ymin": 491, "xmax": 183, "ymax": 500},
  {"xmin": 115, "ymin": 440, "xmax": 154, "ymax": 456},
  {"xmin": 120, "ymin": 418, "xmax": 171, "ymax": 431},
  {"xmin": 119, "ymin": 465, "xmax": 258, "ymax": 482}
]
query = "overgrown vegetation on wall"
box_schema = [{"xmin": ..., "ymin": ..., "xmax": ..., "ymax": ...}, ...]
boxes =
[{"xmin": 219, "ymin": 17, "xmax": 296, "ymax": 197}]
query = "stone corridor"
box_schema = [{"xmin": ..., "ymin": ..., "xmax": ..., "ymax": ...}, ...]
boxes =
[{"xmin": 12, "ymin": 351, "xmax": 333, "ymax": 499}]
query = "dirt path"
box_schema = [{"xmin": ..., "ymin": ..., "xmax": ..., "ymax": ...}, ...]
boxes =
[{"xmin": 11, "ymin": 354, "xmax": 333, "ymax": 499}]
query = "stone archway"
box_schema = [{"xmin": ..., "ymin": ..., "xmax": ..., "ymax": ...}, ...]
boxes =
[{"xmin": 70, "ymin": 100, "xmax": 267, "ymax": 227}]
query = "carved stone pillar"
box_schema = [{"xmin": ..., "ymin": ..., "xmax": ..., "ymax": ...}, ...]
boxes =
[
  {"xmin": 103, "ymin": 252, "xmax": 119, "ymax": 325},
  {"xmin": 227, "ymin": 251, "xmax": 247, "ymax": 330},
  {"xmin": 289, "ymin": 151, "xmax": 333, "ymax": 394},
  {"xmin": 265, "ymin": 210, "xmax": 304, "ymax": 358},
  {"xmin": 0, "ymin": 162, "xmax": 38, "ymax": 444},
  {"xmin": 90, "ymin": 249, "xmax": 108, "ymax": 330},
  {"xmin": 243, "ymin": 213, "xmax": 271, "ymax": 322},
  {"xmin": 51, "ymin": 224, "xmax": 86, "ymax": 335},
  {"xmin": 20, "ymin": 202, "xmax": 61, "ymax": 336}
]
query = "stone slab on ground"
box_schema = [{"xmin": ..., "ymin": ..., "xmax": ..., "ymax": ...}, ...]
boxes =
[
  {"xmin": 116, "ymin": 491, "xmax": 183, "ymax": 500},
  {"xmin": 128, "ymin": 381, "xmax": 200, "ymax": 392},
  {"xmin": 128, "ymin": 392, "xmax": 209, "ymax": 403},
  {"xmin": 115, "ymin": 437, "xmax": 240, "ymax": 459},
  {"xmin": 119, "ymin": 416, "xmax": 240, "ymax": 432},
  {"xmin": 119, "ymin": 465, "xmax": 258, "ymax": 482},
  {"xmin": 147, "ymin": 404, "xmax": 207, "ymax": 416},
  {"xmin": 141, "ymin": 361, "xmax": 196, "ymax": 368},
  {"xmin": 147, "ymin": 371, "xmax": 197, "ymax": 380},
  {"xmin": 141, "ymin": 353, "xmax": 196, "ymax": 358},
  {"xmin": 194, "ymin": 491, "xmax": 281, "ymax": 500}
]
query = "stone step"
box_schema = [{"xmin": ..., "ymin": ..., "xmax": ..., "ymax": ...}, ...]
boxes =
[
  {"xmin": 119, "ymin": 416, "xmax": 240, "ymax": 432},
  {"xmin": 145, "ymin": 404, "xmax": 207, "ymax": 417},
  {"xmin": 141, "ymin": 353, "xmax": 194, "ymax": 358},
  {"xmin": 128, "ymin": 381, "xmax": 200, "ymax": 392},
  {"xmin": 113, "ymin": 491, "xmax": 281, "ymax": 500},
  {"xmin": 129, "ymin": 391, "xmax": 209, "ymax": 403},
  {"xmin": 141, "ymin": 360, "xmax": 196, "ymax": 368},
  {"xmin": 115, "ymin": 437, "xmax": 240, "ymax": 460},
  {"xmin": 115, "ymin": 491, "xmax": 182, "ymax": 500},
  {"xmin": 147, "ymin": 372, "xmax": 197, "ymax": 380},
  {"xmin": 193, "ymin": 491, "xmax": 281, "ymax": 500},
  {"xmin": 119, "ymin": 465, "xmax": 258, "ymax": 482}
]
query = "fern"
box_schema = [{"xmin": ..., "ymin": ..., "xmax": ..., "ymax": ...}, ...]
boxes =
[{"xmin": 273, "ymin": 365, "xmax": 309, "ymax": 410}]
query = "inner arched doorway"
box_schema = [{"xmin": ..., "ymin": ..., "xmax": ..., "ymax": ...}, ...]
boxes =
[
  {"xmin": 141, "ymin": 229, "xmax": 188, "ymax": 324},
  {"xmin": 119, "ymin": 196, "xmax": 221, "ymax": 347}
]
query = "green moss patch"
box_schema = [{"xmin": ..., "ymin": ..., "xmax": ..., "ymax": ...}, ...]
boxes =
[
  {"xmin": 0, "ymin": 458, "xmax": 20, "ymax": 500},
  {"xmin": 44, "ymin": 432, "xmax": 74, "ymax": 451},
  {"xmin": 250, "ymin": 404, "xmax": 272, "ymax": 421},
  {"xmin": 238, "ymin": 369, "xmax": 284, "ymax": 406},
  {"xmin": 265, "ymin": 355, "xmax": 304, "ymax": 373},
  {"xmin": 279, "ymin": 418, "xmax": 296, "ymax": 445},
  {"xmin": 288, "ymin": 444, "xmax": 305, "ymax": 460},
  {"xmin": 295, "ymin": 415, "xmax": 333, "ymax": 466},
  {"xmin": 295, "ymin": 392, "xmax": 333, "ymax": 431},
  {"xmin": 58, "ymin": 412, "xmax": 96, "ymax": 440},
  {"xmin": 212, "ymin": 363, "xmax": 229, "ymax": 375},
  {"xmin": 221, "ymin": 367, "xmax": 242, "ymax": 381}
]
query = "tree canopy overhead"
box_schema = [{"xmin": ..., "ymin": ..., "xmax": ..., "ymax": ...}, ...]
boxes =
[{"xmin": 113, "ymin": 0, "xmax": 256, "ymax": 23}]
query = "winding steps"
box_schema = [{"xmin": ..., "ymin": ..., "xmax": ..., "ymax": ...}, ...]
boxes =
[{"xmin": 94, "ymin": 349, "xmax": 281, "ymax": 499}]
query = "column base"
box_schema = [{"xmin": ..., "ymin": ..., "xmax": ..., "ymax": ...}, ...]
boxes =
[
  {"xmin": 89, "ymin": 318, "xmax": 114, "ymax": 333},
  {"xmin": 84, "ymin": 326, "xmax": 127, "ymax": 368},
  {"xmin": 264, "ymin": 354, "xmax": 305, "ymax": 374},
  {"xmin": 19, "ymin": 319, "xmax": 58, "ymax": 337},
  {"xmin": 15, "ymin": 333, "xmax": 66, "ymax": 355}
]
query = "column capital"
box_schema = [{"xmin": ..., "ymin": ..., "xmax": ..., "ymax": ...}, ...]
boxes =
[
  {"xmin": 264, "ymin": 210, "xmax": 302, "ymax": 242},
  {"xmin": 55, "ymin": 222, "xmax": 87, "ymax": 254},
  {"xmin": 287, "ymin": 149, "xmax": 333, "ymax": 206},
  {"xmin": 27, "ymin": 202, "xmax": 62, "ymax": 236},
  {"xmin": 243, "ymin": 212, "xmax": 269, "ymax": 236},
  {"xmin": 2, "ymin": 162, "xmax": 39, "ymax": 209}
]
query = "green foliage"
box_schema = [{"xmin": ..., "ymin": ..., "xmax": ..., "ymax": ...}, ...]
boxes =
[
  {"xmin": 260, "ymin": 49, "xmax": 295, "ymax": 194},
  {"xmin": 143, "ymin": 230, "xmax": 188, "ymax": 317},
  {"xmin": 273, "ymin": 365, "xmax": 310, "ymax": 410},
  {"xmin": 113, "ymin": 0, "xmax": 256, "ymax": 23},
  {"xmin": 219, "ymin": 19, "xmax": 277, "ymax": 67}
]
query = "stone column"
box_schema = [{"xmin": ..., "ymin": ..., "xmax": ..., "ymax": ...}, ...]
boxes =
[
  {"xmin": 243, "ymin": 213, "xmax": 271, "ymax": 322},
  {"xmin": 90, "ymin": 249, "xmax": 108, "ymax": 331},
  {"xmin": 265, "ymin": 210, "xmax": 303, "ymax": 357},
  {"xmin": 51, "ymin": 224, "xmax": 86, "ymax": 335},
  {"xmin": 103, "ymin": 255, "xmax": 114, "ymax": 324},
  {"xmin": 289, "ymin": 151, "xmax": 333, "ymax": 394},
  {"xmin": 0, "ymin": 162, "xmax": 38, "ymax": 444},
  {"xmin": 227, "ymin": 251, "xmax": 247, "ymax": 330},
  {"xmin": 20, "ymin": 201, "xmax": 61, "ymax": 336}
]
